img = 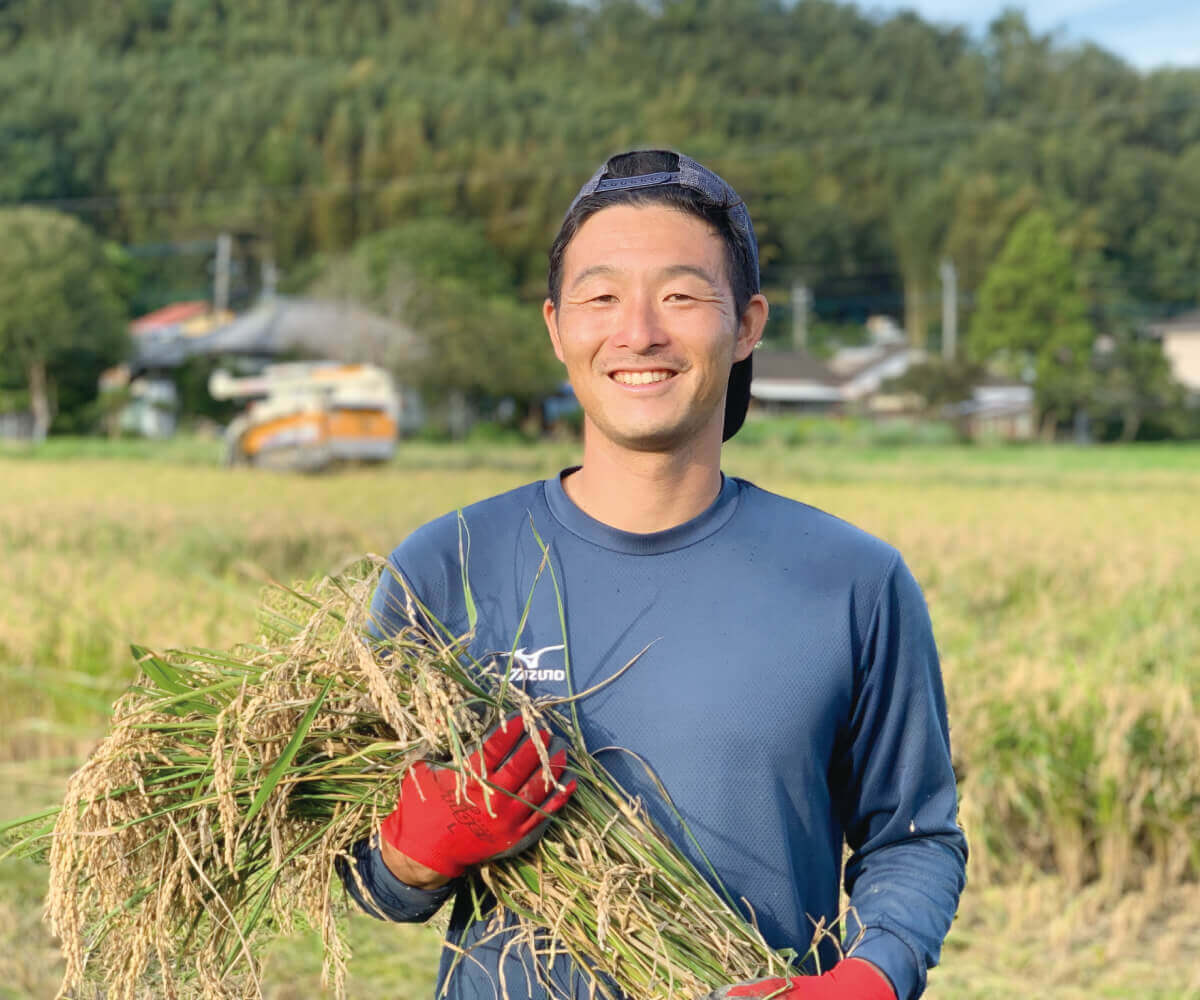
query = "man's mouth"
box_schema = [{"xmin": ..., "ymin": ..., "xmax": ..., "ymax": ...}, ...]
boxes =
[{"xmin": 610, "ymin": 370, "xmax": 675, "ymax": 386}]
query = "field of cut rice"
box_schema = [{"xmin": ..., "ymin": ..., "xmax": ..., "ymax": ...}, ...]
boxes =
[{"xmin": 2, "ymin": 437, "xmax": 1198, "ymax": 999}]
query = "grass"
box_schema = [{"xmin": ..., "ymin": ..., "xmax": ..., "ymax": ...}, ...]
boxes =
[
  {"xmin": 0, "ymin": 432, "xmax": 225, "ymax": 464},
  {"xmin": 2, "ymin": 435, "xmax": 1199, "ymax": 998}
]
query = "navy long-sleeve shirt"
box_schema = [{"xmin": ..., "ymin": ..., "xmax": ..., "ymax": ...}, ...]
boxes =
[{"xmin": 341, "ymin": 472, "xmax": 967, "ymax": 1000}]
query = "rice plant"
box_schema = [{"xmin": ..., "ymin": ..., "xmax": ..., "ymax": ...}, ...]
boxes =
[{"xmin": 4, "ymin": 564, "xmax": 797, "ymax": 1000}]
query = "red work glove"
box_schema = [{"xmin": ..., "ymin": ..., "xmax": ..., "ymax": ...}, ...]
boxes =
[
  {"xmin": 381, "ymin": 714, "xmax": 576, "ymax": 878},
  {"xmin": 702, "ymin": 959, "xmax": 896, "ymax": 999}
]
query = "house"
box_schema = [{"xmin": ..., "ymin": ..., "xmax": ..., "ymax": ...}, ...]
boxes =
[
  {"xmin": 833, "ymin": 343, "xmax": 927, "ymax": 411},
  {"xmin": 181, "ymin": 297, "xmax": 422, "ymax": 371},
  {"xmin": 0, "ymin": 411, "xmax": 35, "ymax": 441},
  {"xmin": 749, "ymin": 349, "xmax": 844, "ymax": 413},
  {"xmin": 129, "ymin": 296, "xmax": 419, "ymax": 374},
  {"xmin": 98, "ymin": 364, "xmax": 178, "ymax": 439},
  {"xmin": 749, "ymin": 316, "xmax": 926, "ymax": 416},
  {"xmin": 119, "ymin": 296, "xmax": 427, "ymax": 436},
  {"xmin": 1146, "ymin": 309, "xmax": 1200, "ymax": 395},
  {"xmin": 942, "ymin": 377, "xmax": 1036, "ymax": 441},
  {"xmin": 128, "ymin": 302, "xmax": 234, "ymax": 371},
  {"xmin": 129, "ymin": 301, "xmax": 214, "ymax": 335},
  {"xmin": 747, "ymin": 312, "xmax": 1036, "ymax": 439}
]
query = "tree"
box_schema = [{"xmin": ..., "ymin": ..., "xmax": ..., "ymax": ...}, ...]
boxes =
[
  {"xmin": 1090, "ymin": 328, "xmax": 1185, "ymax": 442},
  {"xmin": 3, "ymin": 0, "xmax": 1200, "ymax": 390},
  {"xmin": 309, "ymin": 218, "xmax": 561, "ymax": 422},
  {"xmin": 0, "ymin": 207, "xmax": 129, "ymax": 439},
  {"xmin": 942, "ymin": 171, "xmax": 1038, "ymax": 335},
  {"xmin": 970, "ymin": 209, "xmax": 1095, "ymax": 438},
  {"xmin": 407, "ymin": 279, "xmax": 560, "ymax": 414},
  {"xmin": 884, "ymin": 356, "xmax": 988, "ymax": 414},
  {"xmin": 886, "ymin": 173, "xmax": 955, "ymax": 349}
]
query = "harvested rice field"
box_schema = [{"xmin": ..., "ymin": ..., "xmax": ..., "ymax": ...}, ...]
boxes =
[{"xmin": 2, "ymin": 437, "xmax": 1198, "ymax": 999}]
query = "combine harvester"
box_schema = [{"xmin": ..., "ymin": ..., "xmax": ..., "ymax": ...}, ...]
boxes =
[{"xmin": 210, "ymin": 362, "xmax": 402, "ymax": 471}]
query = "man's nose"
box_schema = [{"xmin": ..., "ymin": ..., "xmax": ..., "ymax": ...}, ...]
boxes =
[{"xmin": 613, "ymin": 294, "xmax": 668, "ymax": 352}]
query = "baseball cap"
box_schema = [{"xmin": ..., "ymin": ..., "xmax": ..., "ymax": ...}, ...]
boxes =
[{"xmin": 566, "ymin": 151, "xmax": 759, "ymax": 441}]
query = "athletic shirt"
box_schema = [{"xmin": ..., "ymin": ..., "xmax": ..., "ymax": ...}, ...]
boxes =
[{"xmin": 342, "ymin": 472, "xmax": 967, "ymax": 1000}]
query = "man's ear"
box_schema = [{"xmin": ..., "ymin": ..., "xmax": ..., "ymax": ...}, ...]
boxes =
[
  {"xmin": 734, "ymin": 293, "xmax": 769, "ymax": 362},
  {"xmin": 543, "ymin": 298, "xmax": 566, "ymax": 364}
]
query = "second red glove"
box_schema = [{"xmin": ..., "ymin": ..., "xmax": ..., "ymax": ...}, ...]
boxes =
[
  {"xmin": 381, "ymin": 714, "xmax": 576, "ymax": 878},
  {"xmin": 703, "ymin": 959, "xmax": 896, "ymax": 999}
]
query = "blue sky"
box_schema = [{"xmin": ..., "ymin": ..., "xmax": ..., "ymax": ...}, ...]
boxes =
[{"xmin": 867, "ymin": 1, "xmax": 1200, "ymax": 70}]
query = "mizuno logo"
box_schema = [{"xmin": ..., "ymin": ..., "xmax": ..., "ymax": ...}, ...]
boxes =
[{"xmin": 504, "ymin": 644, "xmax": 566, "ymax": 682}]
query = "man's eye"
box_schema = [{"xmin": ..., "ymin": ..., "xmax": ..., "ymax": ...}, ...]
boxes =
[
  {"xmin": 665, "ymin": 293, "xmax": 695, "ymax": 302},
  {"xmin": 588, "ymin": 294, "xmax": 617, "ymax": 304}
]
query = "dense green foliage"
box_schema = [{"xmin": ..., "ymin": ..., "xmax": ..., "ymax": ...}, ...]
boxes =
[
  {"xmin": 3, "ymin": 1, "xmax": 1199, "ymax": 321},
  {"xmin": 1089, "ymin": 325, "xmax": 1194, "ymax": 440},
  {"xmin": 0, "ymin": 207, "xmax": 130, "ymax": 438},
  {"xmin": 1, "ymin": 0, "xmax": 1198, "ymax": 432},
  {"xmin": 308, "ymin": 218, "xmax": 561, "ymax": 407},
  {"xmin": 970, "ymin": 210, "xmax": 1096, "ymax": 434}
]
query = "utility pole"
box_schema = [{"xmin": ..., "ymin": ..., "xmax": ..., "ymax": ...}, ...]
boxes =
[
  {"xmin": 791, "ymin": 282, "xmax": 811, "ymax": 352},
  {"xmin": 261, "ymin": 248, "xmax": 278, "ymax": 302},
  {"xmin": 213, "ymin": 232, "xmax": 233, "ymax": 314},
  {"xmin": 940, "ymin": 258, "xmax": 958, "ymax": 361}
]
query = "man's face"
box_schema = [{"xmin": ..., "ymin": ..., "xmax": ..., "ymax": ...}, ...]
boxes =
[{"xmin": 544, "ymin": 203, "xmax": 765, "ymax": 454}]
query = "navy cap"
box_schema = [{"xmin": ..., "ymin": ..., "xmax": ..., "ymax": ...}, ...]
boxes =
[{"xmin": 567, "ymin": 151, "xmax": 759, "ymax": 441}]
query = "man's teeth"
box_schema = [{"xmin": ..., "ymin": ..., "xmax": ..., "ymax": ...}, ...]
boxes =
[{"xmin": 612, "ymin": 371, "xmax": 673, "ymax": 385}]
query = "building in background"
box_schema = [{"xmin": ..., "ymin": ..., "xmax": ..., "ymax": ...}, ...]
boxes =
[
  {"xmin": 1147, "ymin": 309, "xmax": 1200, "ymax": 398},
  {"xmin": 751, "ymin": 316, "xmax": 924, "ymax": 415},
  {"xmin": 749, "ymin": 349, "xmax": 844, "ymax": 414},
  {"xmin": 942, "ymin": 377, "xmax": 1036, "ymax": 440},
  {"xmin": 112, "ymin": 295, "xmax": 425, "ymax": 439},
  {"xmin": 826, "ymin": 316, "xmax": 923, "ymax": 411},
  {"xmin": 748, "ymin": 315, "xmax": 1036, "ymax": 440},
  {"xmin": 97, "ymin": 364, "xmax": 179, "ymax": 439}
]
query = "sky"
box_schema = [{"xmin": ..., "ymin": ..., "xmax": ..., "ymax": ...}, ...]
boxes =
[{"xmin": 866, "ymin": 0, "xmax": 1200, "ymax": 71}]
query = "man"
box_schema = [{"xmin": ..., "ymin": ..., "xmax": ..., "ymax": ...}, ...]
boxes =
[{"xmin": 341, "ymin": 150, "xmax": 967, "ymax": 1000}]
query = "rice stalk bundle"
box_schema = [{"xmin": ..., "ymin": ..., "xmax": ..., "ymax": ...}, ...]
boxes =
[{"xmin": 5, "ymin": 562, "xmax": 799, "ymax": 999}]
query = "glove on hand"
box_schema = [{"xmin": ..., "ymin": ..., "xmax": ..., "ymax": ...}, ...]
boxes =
[
  {"xmin": 381, "ymin": 714, "xmax": 575, "ymax": 878},
  {"xmin": 701, "ymin": 959, "xmax": 896, "ymax": 1000}
]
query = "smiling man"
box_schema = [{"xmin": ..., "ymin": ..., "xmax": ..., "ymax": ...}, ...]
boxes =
[
  {"xmin": 543, "ymin": 201, "xmax": 764, "ymax": 529},
  {"xmin": 340, "ymin": 150, "xmax": 967, "ymax": 1000}
]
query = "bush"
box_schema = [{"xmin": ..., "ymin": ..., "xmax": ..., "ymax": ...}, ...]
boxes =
[
  {"xmin": 463, "ymin": 420, "xmax": 533, "ymax": 446},
  {"xmin": 736, "ymin": 415, "xmax": 959, "ymax": 448},
  {"xmin": 956, "ymin": 680, "xmax": 1200, "ymax": 892}
]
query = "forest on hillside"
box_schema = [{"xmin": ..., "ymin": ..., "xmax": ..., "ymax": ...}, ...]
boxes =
[{"xmin": 2, "ymin": 0, "xmax": 1199, "ymax": 435}]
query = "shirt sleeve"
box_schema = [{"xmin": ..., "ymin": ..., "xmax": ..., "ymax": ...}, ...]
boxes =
[
  {"xmin": 367, "ymin": 547, "xmax": 439, "ymax": 640},
  {"xmin": 336, "ymin": 836, "xmax": 455, "ymax": 922},
  {"xmin": 836, "ymin": 555, "xmax": 968, "ymax": 1000},
  {"xmin": 341, "ymin": 539, "xmax": 459, "ymax": 923}
]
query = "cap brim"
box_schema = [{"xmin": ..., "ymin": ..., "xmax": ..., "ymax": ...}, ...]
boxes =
[{"xmin": 723, "ymin": 356, "xmax": 752, "ymax": 442}]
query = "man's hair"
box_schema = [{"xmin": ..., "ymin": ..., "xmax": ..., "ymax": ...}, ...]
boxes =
[{"xmin": 547, "ymin": 150, "xmax": 757, "ymax": 319}]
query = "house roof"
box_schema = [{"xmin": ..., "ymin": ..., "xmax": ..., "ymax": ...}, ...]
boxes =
[
  {"xmin": 751, "ymin": 349, "xmax": 838, "ymax": 384},
  {"xmin": 973, "ymin": 372, "xmax": 1031, "ymax": 389},
  {"xmin": 131, "ymin": 296, "xmax": 422, "ymax": 373},
  {"xmin": 828, "ymin": 342, "xmax": 915, "ymax": 382},
  {"xmin": 753, "ymin": 340, "xmax": 920, "ymax": 389},
  {"xmin": 130, "ymin": 301, "xmax": 211, "ymax": 333},
  {"xmin": 201, "ymin": 297, "xmax": 420, "ymax": 362},
  {"xmin": 749, "ymin": 349, "xmax": 843, "ymax": 403},
  {"xmin": 1147, "ymin": 308, "xmax": 1200, "ymax": 336}
]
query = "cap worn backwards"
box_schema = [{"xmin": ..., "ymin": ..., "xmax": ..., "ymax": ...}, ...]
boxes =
[
  {"xmin": 567, "ymin": 152, "xmax": 760, "ymax": 293},
  {"xmin": 565, "ymin": 150, "xmax": 760, "ymax": 441}
]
